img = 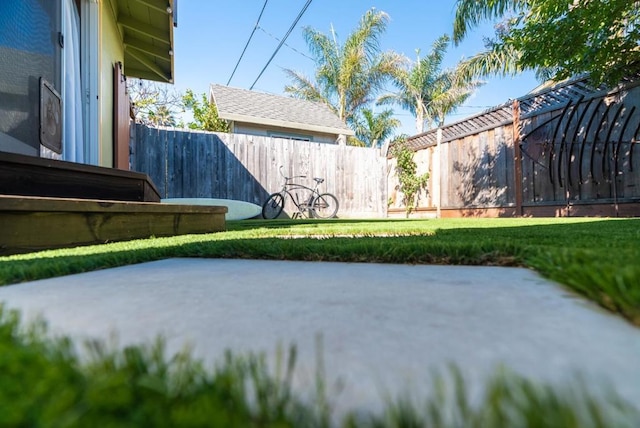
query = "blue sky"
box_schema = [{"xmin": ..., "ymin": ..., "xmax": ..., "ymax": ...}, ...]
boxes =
[{"xmin": 172, "ymin": 0, "xmax": 538, "ymax": 136}]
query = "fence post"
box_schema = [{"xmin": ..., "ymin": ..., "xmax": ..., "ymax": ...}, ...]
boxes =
[
  {"xmin": 513, "ymin": 100, "xmax": 523, "ymax": 216},
  {"xmin": 435, "ymin": 127, "xmax": 442, "ymax": 218}
]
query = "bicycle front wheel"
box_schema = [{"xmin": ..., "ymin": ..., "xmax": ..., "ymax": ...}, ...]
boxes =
[
  {"xmin": 262, "ymin": 193, "xmax": 285, "ymax": 219},
  {"xmin": 311, "ymin": 193, "xmax": 339, "ymax": 218}
]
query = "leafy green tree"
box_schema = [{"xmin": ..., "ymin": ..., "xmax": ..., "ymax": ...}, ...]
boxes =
[
  {"xmin": 182, "ymin": 90, "xmax": 230, "ymax": 132},
  {"xmin": 378, "ymin": 35, "xmax": 483, "ymax": 133},
  {"xmin": 353, "ymin": 108, "xmax": 400, "ymax": 147},
  {"xmin": 284, "ymin": 9, "xmax": 404, "ymax": 127},
  {"xmin": 453, "ymin": 0, "xmax": 640, "ymax": 85}
]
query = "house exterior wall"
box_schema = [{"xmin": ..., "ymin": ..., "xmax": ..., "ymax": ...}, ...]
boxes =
[
  {"xmin": 98, "ymin": 0, "xmax": 124, "ymax": 167},
  {"xmin": 231, "ymin": 122, "xmax": 339, "ymax": 144}
]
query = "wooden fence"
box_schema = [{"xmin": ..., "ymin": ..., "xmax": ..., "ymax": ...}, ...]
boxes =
[
  {"xmin": 389, "ymin": 78, "xmax": 640, "ymax": 217},
  {"xmin": 130, "ymin": 125, "xmax": 387, "ymax": 218}
]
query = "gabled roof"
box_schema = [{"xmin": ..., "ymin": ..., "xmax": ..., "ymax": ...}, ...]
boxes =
[
  {"xmin": 210, "ymin": 84, "xmax": 354, "ymax": 136},
  {"xmin": 115, "ymin": 0, "xmax": 176, "ymax": 83}
]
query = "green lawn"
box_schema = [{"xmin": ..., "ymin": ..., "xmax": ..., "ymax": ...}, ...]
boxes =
[
  {"xmin": 2, "ymin": 217, "xmax": 639, "ymax": 325},
  {"xmin": 1, "ymin": 217, "xmax": 640, "ymax": 426}
]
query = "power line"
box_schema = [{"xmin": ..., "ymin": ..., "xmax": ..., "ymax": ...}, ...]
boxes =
[
  {"xmin": 249, "ymin": 0, "xmax": 313, "ymax": 90},
  {"xmin": 226, "ymin": 0, "xmax": 269, "ymax": 86},
  {"xmin": 257, "ymin": 26, "xmax": 314, "ymax": 61}
]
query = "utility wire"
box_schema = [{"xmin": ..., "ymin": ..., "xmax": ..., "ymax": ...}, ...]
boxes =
[
  {"xmin": 257, "ymin": 26, "xmax": 314, "ymax": 61},
  {"xmin": 250, "ymin": 0, "xmax": 313, "ymax": 90},
  {"xmin": 226, "ymin": 0, "xmax": 269, "ymax": 86}
]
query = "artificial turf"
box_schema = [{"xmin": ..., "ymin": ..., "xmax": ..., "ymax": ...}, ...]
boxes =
[
  {"xmin": 1, "ymin": 217, "xmax": 639, "ymax": 324},
  {"xmin": 1, "ymin": 217, "xmax": 640, "ymax": 426}
]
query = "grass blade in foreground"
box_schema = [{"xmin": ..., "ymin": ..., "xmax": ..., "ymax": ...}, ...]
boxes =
[{"xmin": 1, "ymin": 306, "xmax": 638, "ymax": 427}]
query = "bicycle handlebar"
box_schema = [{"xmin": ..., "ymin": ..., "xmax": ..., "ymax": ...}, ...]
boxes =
[{"xmin": 279, "ymin": 165, "xmax": 306, "ymax": 180}]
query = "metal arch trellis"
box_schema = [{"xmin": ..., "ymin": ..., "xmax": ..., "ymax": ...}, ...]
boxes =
[
  {"xmin": 614, "ymin": 106, "xmax": 637, "ymax": 179},
  {"xmin": 578, "ymin": 98, "xmax": 605, "ymax": 184},
  {"xmin": 556, "ymin": 95, "xmax": 585, "ymax": 188},
  {"xmin": 567, "ymin": 97, "xmax": 594, "ymax": 187},
  {"xmin": 520, "ymin": 94, "xmax": 640, "ymax": 189}
]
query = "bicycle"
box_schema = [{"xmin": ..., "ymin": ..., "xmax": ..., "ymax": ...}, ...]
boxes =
[{"xmin": 262, "ymin": 166, "xmax": 339, "ymax": 219}]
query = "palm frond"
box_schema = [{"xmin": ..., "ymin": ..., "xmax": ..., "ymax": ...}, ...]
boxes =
[
  {"xmin": 424, "ymin": 35, "xmax": 450, "ymax": 73},
  {"xmin": 302, "ymin": 27, "xmax": 338, "ymax": 69},
  {"xmin": 344, "ymin": 9, "xmax": 390, "ymax": 64},
  {"xmin": 283, "ymin": 69, "xmax": 336, "ymax": 113},
  {"xmin": 353, "ymin": 108, "xmax": 400, "ymax": 147},
  {"xmin": 453, "ymin": 0, "xmax": 530, "ymax": 44},
  {"xmin": 457, "ymin": 42, "xmax": 525, "ymax": 81}
]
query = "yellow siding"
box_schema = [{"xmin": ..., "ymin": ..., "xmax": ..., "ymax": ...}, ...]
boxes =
[{"xmin": 99, "ymin": 0, "xmax": 124, "ymax": 167}]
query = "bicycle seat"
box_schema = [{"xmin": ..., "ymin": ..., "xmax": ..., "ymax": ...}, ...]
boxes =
[{"xmin": 314, "ymin": 178, "xmax": 324, "ymax": 184}]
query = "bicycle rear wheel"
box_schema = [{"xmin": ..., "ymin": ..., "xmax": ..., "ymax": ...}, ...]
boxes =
[
  {"xmin": 311, "ymin": 193, "xmax": 339, "ymax": 218},
  {"xmin": 262, "ymin": 193, "xmax": 285, "ymax": 219}
]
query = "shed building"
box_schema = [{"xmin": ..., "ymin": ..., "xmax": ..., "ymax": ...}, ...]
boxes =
[{"xmin": 210, "ymin": 84, "xmax": 354, "ymax": 144}]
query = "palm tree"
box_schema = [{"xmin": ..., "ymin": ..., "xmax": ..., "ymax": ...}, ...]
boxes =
[
  {"xmin": 284, "ymin": 9, "xmax": 404, "ymax": 127},
  {"xmin": 378, "ymin": 34, "xmax": 483, "ymax": 134},
  {"xmin": 353, "ymin": 108, "xmax": 400, "ymax": 147},
  {"xmin": 148, "ymin": 105, "xmax": 177, "ymax": 127},
  {"xmin": 430, "ymin": 69, "xmax": 484, "ymax": 127}
]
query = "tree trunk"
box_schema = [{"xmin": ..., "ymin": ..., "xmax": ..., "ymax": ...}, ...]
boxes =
[{"xmin": 415, "ymin": 113, "xmax": 425, "ymax": 134}]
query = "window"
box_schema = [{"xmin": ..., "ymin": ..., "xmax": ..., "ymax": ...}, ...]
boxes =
[
  {"xmin": 0, "ymin": 0, "xmax": 62, "ymax": 154},
  {"xmin": 268, "ymin": 131, "xmax": 313, "ymax": 142}
]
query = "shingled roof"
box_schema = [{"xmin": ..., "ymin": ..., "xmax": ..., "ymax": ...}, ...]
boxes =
[{"xmin": 210, "ymin": 84, "xmax": 354, "ymax": 136}]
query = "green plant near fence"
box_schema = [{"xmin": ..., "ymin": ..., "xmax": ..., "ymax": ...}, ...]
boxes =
[{"xmin": 391, "ymin": 137, "xmax": 429, "ymax": 216}]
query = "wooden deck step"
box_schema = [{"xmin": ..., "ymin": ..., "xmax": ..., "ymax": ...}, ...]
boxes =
[
  {"xmin": 0, "ymin": 151, "xmax": 161, "ymax": 202},
  {"xmin": 0, "ymin": 195, "xmax": 227, "ymax": 255}
]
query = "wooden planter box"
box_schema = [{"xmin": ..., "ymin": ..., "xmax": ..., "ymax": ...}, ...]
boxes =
[{"xmin": 0, "ymin": 195, "xmax": 226, "ymax": 255}]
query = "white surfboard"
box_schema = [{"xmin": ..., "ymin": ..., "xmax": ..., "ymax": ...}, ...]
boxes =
[{"xmin": 161, "ymin": 198, "xmax": 262, "ymax": 221}]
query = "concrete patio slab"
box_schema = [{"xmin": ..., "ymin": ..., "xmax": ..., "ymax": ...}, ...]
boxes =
[{"xmin": 0, "ymin": 258, "xmax": 639, "ymax": 416}]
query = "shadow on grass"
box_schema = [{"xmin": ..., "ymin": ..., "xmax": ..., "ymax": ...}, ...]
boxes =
[
  {"xmin": 1, "ymin": 218, "xmax": 639, "ymax": 324},
  {"xmin": 1, "ymin": 220, "xmax": 640, "ymax": 426}
]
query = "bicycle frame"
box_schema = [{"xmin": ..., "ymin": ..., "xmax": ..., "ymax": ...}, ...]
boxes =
[
  {"xmin": 262, "ymin": 166, "xmax": 338, "ymax": 219},
  {"xmin": 276, "ymin": 173, "xmax": 324, "ymax": 218}
]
